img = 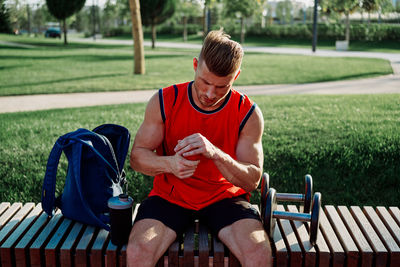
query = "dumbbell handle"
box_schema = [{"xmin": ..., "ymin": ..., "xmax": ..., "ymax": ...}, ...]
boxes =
[
  {"xmin": 273, "ymin": 210, "xmax": 311, "ymax": 222},
  {"xmin": 276, "ymin": 193, "xmax": 304, "ymax": 202}
]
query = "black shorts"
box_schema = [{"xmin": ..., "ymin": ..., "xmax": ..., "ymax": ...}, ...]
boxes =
[{"xmin": 134, "ymin": 195, "xmax": 261, "ymax": 236}]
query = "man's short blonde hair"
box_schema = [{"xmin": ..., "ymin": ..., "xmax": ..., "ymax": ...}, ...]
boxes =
[{"xmin": 199, "ymin": 30, "xmax": 243, "ymax": 77}]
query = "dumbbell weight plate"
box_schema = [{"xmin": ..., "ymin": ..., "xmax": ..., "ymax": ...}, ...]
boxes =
[
  {"xmin": 303, "ymin": 175, "xmax": 313, "ymax": 214},
  {"xmin": 260, "ymin": 173, "xmax": 269, "ymax": 221},
  {"xmin": 310, "ymin": 192, "xmax": 321, "ymax": 246},
  {"xmin": 263, "ymin": 188, "xmax": 277, "ymax": 238}
]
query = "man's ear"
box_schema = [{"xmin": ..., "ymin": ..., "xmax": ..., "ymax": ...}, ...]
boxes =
[
  {"xmin": 234, "ymin": 69, "xmax": 241, "ymax": 81},
  {"xmin": 193, "ymin": 57, "xmax": 198, "ymax": 71}
]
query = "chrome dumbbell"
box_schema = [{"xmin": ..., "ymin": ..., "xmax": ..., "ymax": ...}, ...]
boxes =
[
  {"xmin": 260, "ymin": 173, "xmax": 313, "ymax": 221},
  {"xmin": 263, "ymin": 188, "xmax": 321, "ymax": 245}
]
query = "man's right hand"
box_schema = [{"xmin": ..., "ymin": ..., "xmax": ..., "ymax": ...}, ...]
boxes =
[{"xmin": 168, "ymin": 153, "xmax": 200, "ymax": 179}]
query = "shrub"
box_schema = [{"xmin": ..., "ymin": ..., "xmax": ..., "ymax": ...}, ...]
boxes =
[{"xmin": 244, "ymin": 22, "xmax": 400, "ymax": 42}]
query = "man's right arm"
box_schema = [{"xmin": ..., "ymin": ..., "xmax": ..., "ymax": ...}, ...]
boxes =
[{"xmin": 130, "ymin": 92, "xmax": 199, "ymax": 178}]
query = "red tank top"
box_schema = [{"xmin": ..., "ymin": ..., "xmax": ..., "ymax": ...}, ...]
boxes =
[{"xmin": 148, "ymin": 81, "xmax": 257, "ymax": 210}]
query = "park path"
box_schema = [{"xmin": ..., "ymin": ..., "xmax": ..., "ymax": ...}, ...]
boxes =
[{"xmin": 0, "ymin": 38, "xmax": 399, "ymax": 114}]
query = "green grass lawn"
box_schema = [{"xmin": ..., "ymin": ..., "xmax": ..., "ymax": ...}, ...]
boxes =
[
  {"xmin": 1, "ymin": 94, "xmax": 399, "ymax": 207},
  {"xmin": 0, "ymin": 34, "xmax": 393, "ymax": 96}
]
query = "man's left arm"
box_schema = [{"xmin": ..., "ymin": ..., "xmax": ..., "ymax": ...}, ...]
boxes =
[{"xmin": 174, "ymin": 106, "xmax": 264, "ymax": 192}]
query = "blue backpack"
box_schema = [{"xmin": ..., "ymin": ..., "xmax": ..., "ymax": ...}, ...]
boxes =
[{"xmin": 41, "ymin": 124, "xmax": 130, "ymax": 230}]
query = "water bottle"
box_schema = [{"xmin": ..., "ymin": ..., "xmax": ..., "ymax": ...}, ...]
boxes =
[{"xmin": 108, "ymin": 194, "xmax": 133, "ymax": 246}]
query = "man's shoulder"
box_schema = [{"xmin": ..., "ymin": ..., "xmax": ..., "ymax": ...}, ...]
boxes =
[
  {"xmin": 162, "ymin": 81, "xmax": 192, "ymax": 92},
  {"xmin": 230, "ymin": 88, "xmax": 255, "ymax": 110}
]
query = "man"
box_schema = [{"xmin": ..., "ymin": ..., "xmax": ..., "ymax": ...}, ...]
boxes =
[{"xmin": 127, "ymin": 30, "xmax": 272, "ymax": 266}]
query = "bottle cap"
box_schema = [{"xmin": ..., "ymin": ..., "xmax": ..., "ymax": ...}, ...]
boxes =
[{"xmin": 108, "ymin": 194, "xmax": 133, "ymax": 210}]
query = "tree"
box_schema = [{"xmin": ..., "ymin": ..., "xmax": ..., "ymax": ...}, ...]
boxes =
[
  {"xmin": 362, "ymin": 0, "xmax": 393, "ymax": 23},
  {"xmin": 321, "ymin": 0, "xmax": 359, "ymax": 43},
  {"xmin": 276, "ymin": 0, "xmax": 293, "ymax": 25},
  {"xmin": 362, "ymin": 0, "xmax": 381, "ymax": 23},
  {"xmin": 140, "ymin": 0, "xmax": 176, "ymax": 49},
  {"xmin": 202, "ymin": 0, "xmax": 218, "ymax": 36},
  {"xmin": 224, "ymin": 0, "xmax": 260, "ymax": 43},
  {"xmin": 129, "ymin": 0, "xmax": 145, "ymax": 74},
  {"xmin": 46, "ymin": 0, "xmax": 86, "ymax": 44},
  {"xmin": 0, "ymin": 0, "xmax": 12, "ymax": 33},
  {"xmin": 177, "ymin": 0, "xmax": 201, "ymax": 42}
]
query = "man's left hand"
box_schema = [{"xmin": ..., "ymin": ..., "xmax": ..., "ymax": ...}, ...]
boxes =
[{"xmin": 174, "ymin": 133, "xmax": 219, "ymax": 160}]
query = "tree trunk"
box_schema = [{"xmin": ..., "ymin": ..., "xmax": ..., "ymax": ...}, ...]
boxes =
[
  {"xmin": 151, "ymin": 23, "xmax": 156, "ymax": 49},
  {"xmin": 345, "ymin": 11, "xmax": 350, "ymax": 43},
  {"xmin": 240, "ymin": 16, "xmax": 245, "ymax": 44},
  {"xmin": 203, "ymin": 5, "xmax": 207, "ymax": 37},
  {"xmin": 129, "ymin": 0, "xmax": 145, "ymax": 74},
  {"xmin": 27, "ymin": 4, "xmax": 31, "ymax": 35},
  {"xmin": 63, "ymin": 18, "xmax": 67, "ymax": 45},
  {"xmin": 183, "ymin": 16, "xmax": 187, "ymax": 42}
]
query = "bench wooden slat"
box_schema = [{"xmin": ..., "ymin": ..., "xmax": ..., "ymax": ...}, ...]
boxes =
[
  {"xmin": 75, "ymin": 225, "xmax": 96, "ymax": 267},
  {"xmin": 44, "ymin": 217, "xmax": 73, "ymax": 266},
  {"xmin": 319, "ymin": 205, "xmax": 345, "ymax": 267},
  {"xmin": 276, "ymin": 205, "xmax": 302, "ymax": 267},
  {"xmin": 60, "ymin": 222, "xmax": 85, "ymax": 267},
  {"xmin": 0, "ymin": 203, "xmax": 10, "ymax": 218},
  {"xmin": 106, "ymin": 239, "xmax": 119, "ymax": 267},
  {"xmin": 120, "ymin": 245, "xmax": 128, "ymax": 267},
  {"xmin": 363, "ymin": 206, "xmax": 400, "ymax": 266},
  {"xmin": 305, "ymin": 209, "xmax": 331, "ymax": 267},
  {"xmin": 0, "ymin": 203, "xmax": 20, "ymax": 231},
  {"xmin": 389, "ymin": 207, "xmax": 400, "ymax": 226},
  {"xmin": 376, "ymin": 207, "xmax": 400, "ymax": 246},
  {"xmin": 183, "ymin": 223, "xmax": 195, "ymax": 266},
  {"xmin": 198, "ymin": 223, "xmax": 209, "ymax": 267},
  {"xmin": 90, "ymin": 228, "xmax": 109, "ymax": 267},
  {"xmin": 168, "ymin": 236, "xmax": 180, "ymax": 266},
  {"xmin": 3, "ymin": 202, "xmax": 400, "ymax": 267},
  {"xmin": 0, "ymin": 203, "xmax": 42, "ymax": 267},
  {"xmin": 29, "ymin": 211, "xmax": 63, "ymax": 267},
  {"xmin": 287, "ymin": 205, "xmax": 317, "ymax": 267},
  {"xmin": 0, "ymin": 203, "xmax": 35, "ymax": 252},
  {"xmin": 325, "ymin": 205, "xmax": 360, "ymax": 267},
  {"xmin": 337, "ymin": 206, "xmax": 373, "ymax": 267},
  {"xmin": 350, "ymin": 206, "xmax": 388, "ymax": 267},
  {"xmin": 271, "ymin": 214, "xmax": 288, "ymax": 267},
  {"xmin": 14, "ymin": 209, "xmax": 50, "ymax": 267},
  {"xmin": 212, "ymin": 233, "xmax": 224, "ymax": 266}
]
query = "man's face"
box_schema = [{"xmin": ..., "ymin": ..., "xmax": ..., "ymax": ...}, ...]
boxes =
[{"xmin": 192, "ymin": 58, "xmax": 240, "ymax": 110}]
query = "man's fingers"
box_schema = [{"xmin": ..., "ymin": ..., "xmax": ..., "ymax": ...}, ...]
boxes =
[
  {"xmin": 182, "ymin": 148, "xmax": 202, "ymax": 158},
  {"xmin": 177, "ymin": 170, "xmax": 196, "ymax": 179},
  {"xmin": 181, "ymin": 157, "xmax": 200, "ymax": 167},
  {"xmin": 174, "ymin": 134, "xmax": 203, "ymax": 153}
]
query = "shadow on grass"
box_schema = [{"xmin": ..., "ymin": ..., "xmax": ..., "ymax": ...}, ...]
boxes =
[
  {"xmin": 0, "ymin": 53, "xmax": 188, "ymax": 62},
  {"xmin": 0, "ymin": 64, "xmax": 32, "ymax": 70},
  {"xmin": 348, "ymin": 40, "xmax": 400, "ymax": 52},
  {"xmin": 309, "ymin": 71, "xmax": 391, "ymax": 83},
  {"xmin": 0, "ymin": 73, "xmax": 126, "ymax": 90},
  {"xmin": 0, "ymin": 45, "xmax": 33, "ymax": 50},
  {"xmin": 22, "ymin": 41, "xmax": 131, "ymax": 50}
]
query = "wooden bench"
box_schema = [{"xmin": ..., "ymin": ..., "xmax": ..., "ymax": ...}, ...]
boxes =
[{"xmin": 0, "ymin": 202, "xmax": 399, "ymax": 266}]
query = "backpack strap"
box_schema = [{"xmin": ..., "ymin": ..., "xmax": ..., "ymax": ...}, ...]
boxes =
[
  {"xmin": 41, "ymin": 134, "xmax": 71, "ymax": 216},
  {"xmin": 72, "ymin": 134, "xmax": 119, "ymax": 178},
  {"xmin": 41, "ymin": 129, "xmax": 98, "ymax": 217},
  {"xmin": 71, "ymin": 143, "xmax": 111, "ymax": 230}
]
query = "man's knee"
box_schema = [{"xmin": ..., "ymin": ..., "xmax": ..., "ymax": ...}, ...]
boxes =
[
  {"xmin": 242, "ymin": 240, "xmax": 272, "ymax": 266},
  {"xmin": 126, "ymin": 237, "xmax": 154, "ymax": 266},
  {"xmin": 219, "ymin": 219, "xmax": 272, "ymax": 266},
  {"xmin": 126, "ymin": 219, "xmax": 177, "ymax": 267}
]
